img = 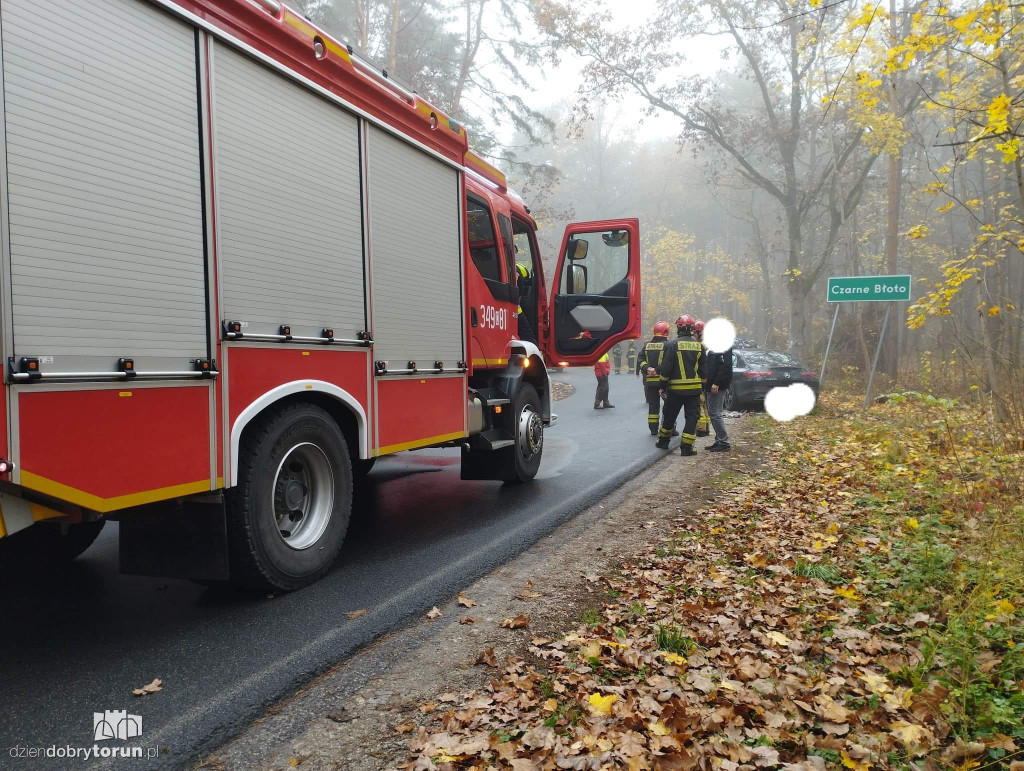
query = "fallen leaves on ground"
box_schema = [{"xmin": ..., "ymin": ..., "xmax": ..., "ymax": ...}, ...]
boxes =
[
  {"xmin": 501, "ymin": 615, "xmax": 530, "ymax": 630},
  {"xmin": 132, "ymin": 678, "xmax": 162, "ymax": 696},
  {"xmin": 345, "ymin": 608, "xmax": 367, "ymax": 619},
  {"xmin": 404, "ymin": 395, "xmax": 1024, "ymax": 769},
  {"xmin": 458, "ymin": 593, "xmax": 477, "ymax": 608},
  {"xmin": 475, "ymin": 647, "xmax": 499, "ymax": 668},
  {"xmin": 425, "ymin": 606, "xmax": 441, "ymax": 620}
]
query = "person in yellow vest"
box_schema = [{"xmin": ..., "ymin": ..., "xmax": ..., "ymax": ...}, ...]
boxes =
[
  {"xmin": 655, "ymin": 315, "xmax": 705, "ymax": 456},
  {"xmin": 693, "ymin": 319, "xmax": 711, "ymax": 437},
  {"xmin": 594, "ymin": 352, "xmax": 614, "ymax": 409},
  {"xmin": 637, "ymin": 321, "xmax": 671, "ymax": 435}
]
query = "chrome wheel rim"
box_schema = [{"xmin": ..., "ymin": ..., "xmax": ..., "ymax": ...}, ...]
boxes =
[
  {"xmin": 518, "ymin": 406, "xmax": 543, "ymax": 461},
  {"xmin": 272, "ymin": 442, "xmax": 334, "ymax": 550}
]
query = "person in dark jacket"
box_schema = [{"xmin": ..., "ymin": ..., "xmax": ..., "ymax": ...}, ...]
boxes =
[
  {"xmin": 655, "ymin": 315, "xmax": 705, "ymax": 456},
  {"xmin": 626, "ymin": 341, "xmax": 636, "ymax": 372},
  {"xmin": 637, "ymin": 322, "xmax": 671, "ymax": 435},
  {"xmin": 704, "ymin": 345, "xmax": 734, "ymax": 452}
]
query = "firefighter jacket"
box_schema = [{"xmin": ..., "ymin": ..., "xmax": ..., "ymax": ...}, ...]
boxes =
[
  {"xmin": 657, "ymin": 333, "xmax": 705, "ymax": 392},
  {"xmin": 636, "ymin": 335, "xmax": 669, "ymax": 382},
  {"xmin": 706, "ymin": 348, "xmax": 733, "ymax": 389}
]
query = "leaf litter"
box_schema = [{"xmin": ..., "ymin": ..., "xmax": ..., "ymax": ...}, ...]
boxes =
[{"xmin": 403, "ymin": 396, "xmax": 1024, "ymax": 769}]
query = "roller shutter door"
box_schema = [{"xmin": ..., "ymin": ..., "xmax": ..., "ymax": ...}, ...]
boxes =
[
  {"xmin": 212, "ymin": 43, "xmax": 365, "ymax": 341},
  {"xmin": 366, "ymin": 126, "xmax": 462, "ymax": 367},
  {"xmin": 1, "ymin": 0, "xmax": 207, "ymax": 371}
]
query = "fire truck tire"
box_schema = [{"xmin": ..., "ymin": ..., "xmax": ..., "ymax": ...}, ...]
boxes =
[
  {"xmin": 509, "ymin": 383, "xmax": 543, "ymax": 483},
  {"xmin": 226, "ymin": 403, "xmax": 352, "ymax": 591},
  {"xmin": 0, "ymin": 519, "xmax": 105, "ymax": 573}
]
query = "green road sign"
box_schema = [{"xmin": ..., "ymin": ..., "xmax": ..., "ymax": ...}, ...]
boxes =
[{"xmin": 827, "ymin": 274, "xmax": 911, "ymax": 302}]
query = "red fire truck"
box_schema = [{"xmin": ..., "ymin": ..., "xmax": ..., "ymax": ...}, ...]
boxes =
[{"xmin": 0, "ymin": 0, "xmax": 641, "ymax": 589}]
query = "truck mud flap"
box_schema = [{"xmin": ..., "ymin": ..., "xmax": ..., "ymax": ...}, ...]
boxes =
[{"xmin": 118, "ymin": 498, "xmax": 229, "ymax": 581}]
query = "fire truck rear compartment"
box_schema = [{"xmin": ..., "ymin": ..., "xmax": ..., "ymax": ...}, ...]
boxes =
[{"xmin": 0, "ymin": 0, "xmax": 473, "ymax": 586}]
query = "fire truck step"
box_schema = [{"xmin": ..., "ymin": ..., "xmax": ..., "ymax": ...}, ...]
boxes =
[
  {"xmin": 473, "ymin": 387, "xmax": 511, "ymax": 407},
  {"xmin": 476, "ymin": 428, "xmax": 515, "ymax": 451}
]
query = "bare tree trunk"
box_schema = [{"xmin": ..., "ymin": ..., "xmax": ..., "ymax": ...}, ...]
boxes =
[
  {"xmin": 355, "ymin": 0, "xmax": 370, "ymax": 52},
  {"xmin": 881, "ymin": 0, "xmax": 903, "ymax": 383},
  {"xmin": 851, "ymin": 212, "xmax": 873, "ymax": 377},
  {"xmin": 452, "ymin": 0, "xmax": 485, "ymax": 113},
  {"xmin": 386, "ymin": 0, "xmax": 400, "ymax": 74}
]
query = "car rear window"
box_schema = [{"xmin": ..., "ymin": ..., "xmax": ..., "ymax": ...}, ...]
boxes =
[{"xmin": 744, "ymin": 351, "xmax": 803, "ymax": 368}]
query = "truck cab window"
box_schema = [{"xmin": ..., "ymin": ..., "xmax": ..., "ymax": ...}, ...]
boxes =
[
  {"xmin": 560, "ymin": 229, "xmax": 630, "ymax": 296},
  {"xmin": 466, "ymin": 198, "xmax": 502, "ymax": 282}
]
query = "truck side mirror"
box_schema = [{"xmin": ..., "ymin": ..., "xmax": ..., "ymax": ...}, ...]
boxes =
[
  {"xmin": 568, "ymin": 238, "xmax": 589, "ymax": 260},
  {"xmin": 570, "ymin": 264, "xmax": 587, "ymax": 294}
]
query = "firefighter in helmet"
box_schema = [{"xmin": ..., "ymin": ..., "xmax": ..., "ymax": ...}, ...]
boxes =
[
  {"xmin": 626, "ymin": 340, "xmax": 637, "ymax": 372},
  {"xmin": 693, "ymin": 319, "xmax": 711, "ymax": 437},
  {"xmin": 637, "ymin": 321, "xmax": 671, "ymax": 435},
  {"xmin": 656, "ymin": 314, "xmax": 705, "ymax": 455}
]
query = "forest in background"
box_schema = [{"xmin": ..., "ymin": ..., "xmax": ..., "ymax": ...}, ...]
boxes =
[{"xmin": 292, "ymin": 0, "xmax": 1022, "ymax": 419}]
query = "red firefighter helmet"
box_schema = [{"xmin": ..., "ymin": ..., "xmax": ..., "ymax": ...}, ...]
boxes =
[
  {"xmin": 675, "ymin": 314, "xmax": 695, "ymax": 330},
  {"xmin": 653, "ymin": 321, "xmax": 670, "ymax": 336},
  {"xmin": 693, "ymin": 319, "xmax": 706, "ymax": 338}
]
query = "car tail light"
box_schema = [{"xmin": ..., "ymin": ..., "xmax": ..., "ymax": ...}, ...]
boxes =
[
  {"xmin": 744, "ymin": 370, "xmax": 771, "ymax": 378},
  {"xmin": 801, "ymin": 371, "xmax": 818, "ymax": 377}
]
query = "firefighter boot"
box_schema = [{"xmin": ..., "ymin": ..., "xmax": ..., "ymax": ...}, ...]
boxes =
[
  {"xmin": 680, "ymin": 444, "xmax": 696, "ymax": 456},
  {"xmin": 696, "ymin": 392, "xmax": 711, "ymax": 437},
  {"xmin": 603, "ymin": 401, "xmax": 615, "ymax": 408}
]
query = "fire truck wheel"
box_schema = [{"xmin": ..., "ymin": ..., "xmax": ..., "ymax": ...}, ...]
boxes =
[
  {"xmin": 0, "ymin": 519, "xmax": 106, "ymax": 573},
  {"xmin": 510, "ymin": 383, "xmax": 543, "ymax": 483},
  {"xmin": 227, "ymin": 403, "xmax": 352, "ymax": 591}
]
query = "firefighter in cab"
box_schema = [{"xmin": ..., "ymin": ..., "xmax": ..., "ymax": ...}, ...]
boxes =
[
  {"xmin": 655, "ymin": 314, "xmax": 705, "ymax": 455},
  {"xmin": 637, "ymin": 321, "xmax": 671, "ymax": 435},
  {"xmin": 515, "ymin": 263, "xmax": 537, "ymax": 344},
  {"xmin": 693, "ymin": 319, "xmax": 711, "ymax": 437}
]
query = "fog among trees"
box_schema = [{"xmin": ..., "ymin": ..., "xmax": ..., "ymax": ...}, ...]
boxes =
[{"xmin": 295, "ymin": 0, "xmax": 1023, "ymax": 417}]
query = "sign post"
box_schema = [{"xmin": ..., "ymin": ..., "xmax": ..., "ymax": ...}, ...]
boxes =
[
  {"xmin": 824, "ymin": 274, "xmax": 910, "ymax": 407},
  {"xmin": 819, "ymin": 305, "xmax": 840, "ymax": 388}
]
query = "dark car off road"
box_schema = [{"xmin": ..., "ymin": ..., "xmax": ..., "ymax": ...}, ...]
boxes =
[{"xmin": 725, "ymin": 350, "xmax": 820, "ymax": 411}]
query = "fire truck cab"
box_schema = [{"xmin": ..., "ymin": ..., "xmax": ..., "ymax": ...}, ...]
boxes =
[{"xmin": 0, "ymin": 0, "xmax": 641, "ymax": 590}]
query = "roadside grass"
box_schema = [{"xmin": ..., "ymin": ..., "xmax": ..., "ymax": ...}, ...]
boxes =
[
  {"xmin": 782, "ymin": 392, "xmax": 1024, "ymax": 758},
  {"xmin": 409, "ymin": 393, "xmax": 1024, "ymax": 769}
]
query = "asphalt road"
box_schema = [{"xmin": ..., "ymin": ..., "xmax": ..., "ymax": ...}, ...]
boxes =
[{"xmin": 0, "ymin": 367, "xmax": 667, "ymax": 770}]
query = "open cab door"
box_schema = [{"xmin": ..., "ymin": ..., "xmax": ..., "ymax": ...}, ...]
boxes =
[{"xmin": 544, "ymin": 219, "xmax": 641, "ymax": 366}]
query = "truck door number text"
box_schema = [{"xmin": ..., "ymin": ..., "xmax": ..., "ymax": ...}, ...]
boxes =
[{"xmin": 479, "ymin": 305, "xmax": 508, "ymax": 331}]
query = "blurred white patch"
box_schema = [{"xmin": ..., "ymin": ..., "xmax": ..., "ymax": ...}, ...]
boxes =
[
  {"xmin": 765, "ymin": 383, "xmax": 817, "ymax": 422},
  {"xmin": 789, "ymin": 383, "xmax": 816, "ymax": 416},
  {"xmin": 703, "ymin": 318, "xmax": 736, "ymax": 353}
]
